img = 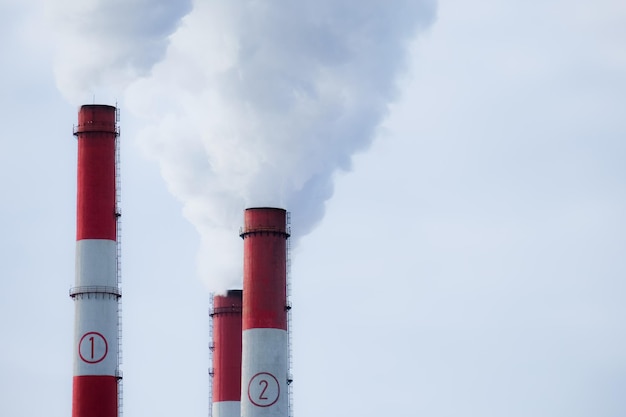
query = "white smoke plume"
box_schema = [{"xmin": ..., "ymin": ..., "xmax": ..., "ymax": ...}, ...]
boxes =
[
  {"xmin": 47, "ymin": 0, "xmax": 192, "ymax": 103},
  {"xmin": 52, "ymin": 0, "xmax": 437, "ymax": 291}
]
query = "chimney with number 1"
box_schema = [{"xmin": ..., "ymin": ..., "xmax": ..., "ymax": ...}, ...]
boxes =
[{"xmin": 70, "ymin": 104, "xmax": 122, "ymax": 417}]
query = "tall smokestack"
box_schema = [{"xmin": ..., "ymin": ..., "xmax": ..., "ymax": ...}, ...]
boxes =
[
  {"xmin": 240, "ymin": 208, "xmax": 290, "ymax": 417},
  {"xmin": 210, "ymin": 290, "xmax": 243, "ymax": 417},
  {"xmin": 70, "ymin": 104, "xmax": 121, "ymax": 417}
]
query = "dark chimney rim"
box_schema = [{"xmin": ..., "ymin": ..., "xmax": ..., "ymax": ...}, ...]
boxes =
[
  {"xmin": 79, "ymin": 104, "xmax": 117, "ymax": 110},
  {"xmin": 244, "ymin": 207, "xmax": 287, "ymax": 212},
  {"xmin": 226, "ymin": 289, "xmax": 243, "ymax": 298}
]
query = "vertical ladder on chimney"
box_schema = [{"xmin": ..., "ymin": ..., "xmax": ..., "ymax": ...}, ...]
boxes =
[
  {"xmin": 208, "ymin": 294, "xmax": 215, "ymax": 417},
  {"xmin": 286, "ymin": 212, "xmax": 294, "ymax": 417},
  {"xmin": 114, "ymin": 107, "xmax": 124, "ymax": 417}
]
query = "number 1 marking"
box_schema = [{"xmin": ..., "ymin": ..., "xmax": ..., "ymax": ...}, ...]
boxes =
[
  {"xmin": 89, "ymin": 336, "xmax": 95, "ymax": 359},
  {"xmin": 79, "ymin": 332, "xmax": 108, "ymax": 364}
]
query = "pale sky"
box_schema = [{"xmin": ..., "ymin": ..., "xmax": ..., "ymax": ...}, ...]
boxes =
[{"xmin": 1, "ymin": 1, "xmax": 625, "ymax": 416}]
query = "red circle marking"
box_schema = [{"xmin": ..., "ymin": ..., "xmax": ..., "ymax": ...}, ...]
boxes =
[
  {"xmin": 248, "ymin": 372, "xmax": 280, "ymax": 407},
  {"xmin": 79, "ymin": 331, "xmax": 108, "ymax": 364}
]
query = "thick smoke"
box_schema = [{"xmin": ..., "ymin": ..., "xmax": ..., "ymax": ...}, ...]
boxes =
[
  {"xmin": 47, "ymin": 0, "xmax": 192, "ymax": 103},
  {"xmin": 53, "ymin": 0, "xmax": 437, "ymax": 291}
]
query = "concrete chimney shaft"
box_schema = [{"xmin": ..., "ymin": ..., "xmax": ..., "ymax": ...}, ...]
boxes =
[
  {"xmin": 240, "ymin": 208, "xmax": 290, "ymax": 417},
  {"xmin": 211, "ymin": 290, "xmax": 243, "ymax": 417},
  {"xmin": 70, "ymin": 105, "xmax": 120, "ymax": 417}
]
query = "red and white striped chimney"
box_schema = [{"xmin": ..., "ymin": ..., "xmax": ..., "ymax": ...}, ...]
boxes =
[
  {"xmin": 210, "ymin": 290, "xmax": 243, "ymax": 417},
  {"xmin": 240, "ymin": 208, "xmax": 290, "ymax": 417},
  {"xmin": 70, "ymin": 104, "xmax": 121, "ymax": 417}
]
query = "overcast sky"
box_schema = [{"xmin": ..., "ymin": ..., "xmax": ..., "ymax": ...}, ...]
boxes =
[{"xmin": 1, "ymin": 1, "xmax": 625, "ymax": 416}]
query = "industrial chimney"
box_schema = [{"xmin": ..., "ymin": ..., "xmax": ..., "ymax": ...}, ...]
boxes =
[
  {"xmin": 240, "ymin": 208, "xmax": 291, "ymax": 417},
  {"xmin": 70, "ymin": 105, "xmax": 122, "ymax": 417},
  {"xmin": 210, "ymin": 290, "xmax": 243, "ymax": 417}
]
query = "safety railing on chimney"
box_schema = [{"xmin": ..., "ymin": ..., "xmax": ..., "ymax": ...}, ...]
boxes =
[
  {"xmin": 115, "ymin": 110, "xmax": 124, "ymax": 417},
  {"xmin": 286, "ymin": 211, "xmax": 294, "ymax": 417},
  {"xmin": 239, "ymin": 225, "xmax": 291, "ymax": 237},
  {"xmin": 208, "ymin": 294, "xmax": 214, "ymax": 417}
]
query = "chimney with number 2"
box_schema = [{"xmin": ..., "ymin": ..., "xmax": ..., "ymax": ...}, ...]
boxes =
[{"xmin": 239, "ymin": 208, "xmax": 291, "ymax": 417}]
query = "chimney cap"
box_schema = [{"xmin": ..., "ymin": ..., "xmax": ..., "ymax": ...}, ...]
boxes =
[{"xmin": 226, "ymin": 289, "xmax": 243, "ymax": 298}]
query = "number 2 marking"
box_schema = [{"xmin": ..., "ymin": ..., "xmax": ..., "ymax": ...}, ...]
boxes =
[
  {"xmin": 248, "ymin": 372, "xmax": 280, "ymax": 407},
  {"xmin": 258, "ymin": 379, "xmax": 269, "ymax": 400}
]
